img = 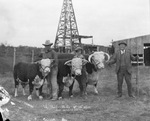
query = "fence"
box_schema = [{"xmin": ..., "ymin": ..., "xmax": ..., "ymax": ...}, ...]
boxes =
[{"xmin": 0, "ymin": 46, "xmax": 41, "ymax": 74}]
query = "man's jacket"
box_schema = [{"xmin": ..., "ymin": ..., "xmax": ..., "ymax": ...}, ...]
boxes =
[{"xmin": 109, "ymin": 49, "xmax": 138, "ymax": 74}]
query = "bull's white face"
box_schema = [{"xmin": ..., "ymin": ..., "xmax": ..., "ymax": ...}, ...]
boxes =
[
  {"xmin": 40, "ymin": 59, "xmax": 53, "ymax": 77},
  {"xmin": 89, "ymin": 52, "xmax": 110, "ymax": 69},
  {"xmin": 71, "ymin": 58, "xmax": 83, "ymax": 75},
  {"xmin": 65, "ymin": 58, "xmax": 87, "ymax": 76},
  {"xmin": 92, "ymin": 54, "xmax": 105, "ymax": 69}
]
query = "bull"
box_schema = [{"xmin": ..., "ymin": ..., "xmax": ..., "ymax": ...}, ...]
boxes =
[
  {"xmin": 57, "ymin": 57, "xmax": 88, "ymax": 99},
  {"xmin": 13, "ymin": 58, "xmax": 54, "ymax": 100},
  {"xmin": 85, "ymin": 51, "xmax": 110, "ymax": 94},
  {"xmin": 57, "ymin": 59, "xmax": 73, "ymax": 99}
]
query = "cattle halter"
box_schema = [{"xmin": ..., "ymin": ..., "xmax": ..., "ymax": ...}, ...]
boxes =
[
  {"xmin": 91, "ymin": 58, "xmax": 101, "ymax": 66},
  {"xmin": 40, "ymin": 66, "xmax": 51, "ymax": 72}
]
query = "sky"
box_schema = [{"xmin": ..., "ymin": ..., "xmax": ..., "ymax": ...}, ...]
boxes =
[{"xmin": 0, "ymin": 0, "xmax": 149, "ymax": 47}]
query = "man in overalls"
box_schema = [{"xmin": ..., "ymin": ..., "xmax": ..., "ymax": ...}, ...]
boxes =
[{"xmin": 42, "ymin": 40, "xmax": 58, "ymax": 100}]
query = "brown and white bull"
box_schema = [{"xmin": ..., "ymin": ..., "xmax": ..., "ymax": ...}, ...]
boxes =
[
  {"xmin": 85, "ymin": 51, "xmax": 110, "ymax": 94},
  {"xmin": 13, "ymin": 58, "xmax": 54, "ymax": 100}
]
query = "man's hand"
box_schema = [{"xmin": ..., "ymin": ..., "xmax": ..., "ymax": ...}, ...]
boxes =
[{"xmin": 105, "ymin": 61, "xmax": 111, "ymax": 67}]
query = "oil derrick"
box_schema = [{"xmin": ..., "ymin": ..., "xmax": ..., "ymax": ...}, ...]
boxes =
[{"xmin": 54, "ymin": 0, "xmax": 80, "ymax": 52}]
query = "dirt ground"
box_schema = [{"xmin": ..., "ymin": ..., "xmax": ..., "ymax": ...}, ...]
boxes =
[{"xmin": 1, "ymin": 66, "xmax": 150, "ymax": 121}]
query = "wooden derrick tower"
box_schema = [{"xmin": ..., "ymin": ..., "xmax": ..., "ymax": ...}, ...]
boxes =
[{"xmin": 54, "ymin": 0, "xmax": 80, "ymax": 52}]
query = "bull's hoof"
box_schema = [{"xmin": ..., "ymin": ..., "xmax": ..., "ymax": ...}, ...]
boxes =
[
  {"xmin": 80, "ymin": 92, "xmax": 87, "ymax": 96},
  {"xmin": 94, "ymin": 88, "xmax": 98, "ymax": 95},
  {"xmin": 23, "ymin": 93, "xmax": 26, "ymax": 96},
  {"xmin": 14, "ymin": 94, "xmax": 18, "ymax": 97},
  {"xmin": 27, "ymin": 95, "xmax": 32, "ymax": 100},
  {"xmin": 94, "ymin": 90, "xmax": 98, "ymax": 95},
  {"xmin": 58, "ymin": 97, "xmax": 63, "ymax": 100},
  {"xmin": 70, "ymin": 95, "xmax": 73, "ymax": 98},
  {"xmin": 39, "ymin": 96, "xmax": 43, "ymax": 100},
  {"xmin": 95, "ymin": 92, "xmax": 98, "ymax": 95}
]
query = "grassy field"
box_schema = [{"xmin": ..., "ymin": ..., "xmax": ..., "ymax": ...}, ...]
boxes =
[{"xmin": 1, "ymin": 66, "xmax": 150, "ymax": 121}]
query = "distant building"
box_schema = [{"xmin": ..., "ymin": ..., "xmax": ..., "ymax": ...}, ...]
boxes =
[{"xmin": 112, "ymin": 34, "xmax": 150, "ymax": 66}]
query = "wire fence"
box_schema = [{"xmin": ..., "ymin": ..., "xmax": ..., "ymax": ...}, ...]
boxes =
[{"xmin": 0, "ymin": 46, "xmax": 41, "ymax": 74}]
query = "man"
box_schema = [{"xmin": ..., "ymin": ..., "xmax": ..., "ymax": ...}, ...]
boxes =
[
  {"xmin": 74, "ymin": 47, "xmax": 85, "ymax": 59},
  {"xmin": 107, "ymin": 41, "xmax": 138, "ymax": 98},
  {"xmin": 41, "ymin": 40, "xmax": 58, "ymax": 100}
]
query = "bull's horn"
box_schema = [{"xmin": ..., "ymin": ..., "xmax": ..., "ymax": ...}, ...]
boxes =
[
  {"xmin": 104, "ymin": 52, "xmax": 110, "ymax": 62},
  {"xmin": 64, "ymin": 60, "xmax": 72, "ymax": 65},
  {"xmin": 88, "ymin": 54, "xmax": 94, "ymax": 62}
]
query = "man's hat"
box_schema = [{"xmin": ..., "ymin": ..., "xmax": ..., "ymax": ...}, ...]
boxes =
[
  {"xmin": 75, "ymin": 47, "xmax": 83, "ymax": 51},
  {"xmin": 118, "ymin": 41, "xmax": 127, "ymax": 46},
  {"xmin": 42, "ymin": 40, "xmax": 53, "ymax": 46}
]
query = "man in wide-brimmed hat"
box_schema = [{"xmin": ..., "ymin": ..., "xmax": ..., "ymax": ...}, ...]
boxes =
[
  {"xmin": 107, "ymin": 41, "xmax": 138, "ymax": 98},
  {"xmin": 41, "ymin": 40, "xmax": 58, "ymax": 100},
  {"xmin": 74, "ymin": 46, "xmax": 85, "ymax": 59}
]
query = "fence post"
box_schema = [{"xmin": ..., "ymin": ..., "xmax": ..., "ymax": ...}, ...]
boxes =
[
  {"xmin": 135, "ymin": 41, "xmax": 139, "ymax": 96},
  {"xmin": 13, "ymin": 47, "xmax": 16, "ymax": 68},
  {"xmin": 31, "ymin": 50, "xmax": 34, "ymax": 63}
]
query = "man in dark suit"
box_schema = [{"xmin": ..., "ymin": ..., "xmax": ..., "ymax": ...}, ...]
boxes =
[{"xmin": 107, "ymin": 41, "xmax": 138, "ymax": 98}]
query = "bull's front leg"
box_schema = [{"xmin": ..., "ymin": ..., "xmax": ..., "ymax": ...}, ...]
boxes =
[
  {"xmin": 57, "ymin": 77, "xmax": 64, "ymax": 100},
  {"xmin": 76, "ymin": 76, "xmax": 87, "ymax": 96},
  {"xmin": 69, "ymin": 80, "xmax": 75, "ymax": 98},
  {"xmin": 28, "ymin": 81, "xmax": 34, "ymax": 100},
  {"xmin": 35, "ymin": 88, "xmax": 43, "ymax": 100},
  {"xmin": 38, "ymin": 85, "xmax": 44, "ymax": 100},
  {"xmin": 14, "ymin": 85, "xmax": 19, "ymax": 97},
  {"xmin": 94, "ymin": 83, "xmax": 98, "ymax": 94},
  {"xmin": 21, "ymin": 83, "xmax": 27, "ymax": 96},
  {"xmin": 82, "ymin": 79, "xmax": 87, "ymax": 96},
  {"xmin": 14, "ymin": 79, "xmax": 19, "ymax": 97}
]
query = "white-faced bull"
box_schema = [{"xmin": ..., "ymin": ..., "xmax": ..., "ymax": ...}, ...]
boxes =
[
  {"xmin": 13, "ymin": 58, "xmax": 54, "ymax": 100},
  {"xmin": 86, "ymin": 51, "xmax": 110, "ymax": 94},
  {"xmin": 65, "ymin": 58, "xmax": 88, "ymax": 76},
  {"xmin": 63, "ymin": 58, "xmax": 88, "ymax": 97}
]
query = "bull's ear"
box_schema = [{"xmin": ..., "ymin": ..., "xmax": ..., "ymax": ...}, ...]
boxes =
[
  {"xmin": 82, "ymin": 59, "xmax": 88, "ymax": 65},
  {"xmin": 64, "ymin": 60, "xmax": 72, "ymax": 66},
  {"xmin": 34, "ymin": 60, "xmax": 41, "ymax": 65}
]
